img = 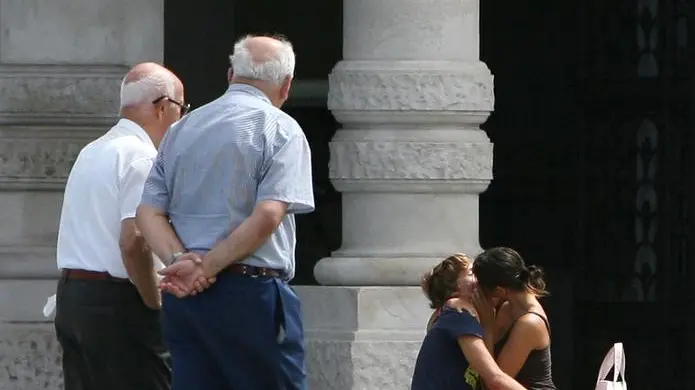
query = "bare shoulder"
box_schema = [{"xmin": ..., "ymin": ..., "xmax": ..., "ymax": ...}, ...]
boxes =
[
  {"xmin": 511, "ymin": 313, "xmax": 550, "ymax": 348},
  {"xmin": 516, "ymin": 312, "xmax": 548, "ymax": 329}
]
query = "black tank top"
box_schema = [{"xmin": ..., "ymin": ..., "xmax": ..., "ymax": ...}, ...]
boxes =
[{"xmin": 493, "ymin": 312, "xmax": 557, "ymax": 390}]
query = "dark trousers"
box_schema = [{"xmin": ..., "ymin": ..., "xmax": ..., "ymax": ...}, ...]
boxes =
[
  {"xmin": 161, "ymin": 271, "xmax": 307, "ymax": 390},
  {"xmin": 54, "ymin": 275, "xmax": 171, "ymax": 390}
]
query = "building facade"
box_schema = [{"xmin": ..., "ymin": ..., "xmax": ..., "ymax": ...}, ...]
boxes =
[{"xmin": 1, "ymin": 0, "xmax": 694, "ymax": 389}]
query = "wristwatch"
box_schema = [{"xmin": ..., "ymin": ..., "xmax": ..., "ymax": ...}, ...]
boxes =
[{"xmin": 166, "ymin": 252, "xmax": 184, "ymax": 266}]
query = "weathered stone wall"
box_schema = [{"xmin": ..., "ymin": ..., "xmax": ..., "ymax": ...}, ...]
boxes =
[
  {"xmin": 0, "ymin": 324, "xmax": 61, "ymax": 390},
  {"xmin": 0, "ymin": 2, "xmax": 163, "ymax": 389}
]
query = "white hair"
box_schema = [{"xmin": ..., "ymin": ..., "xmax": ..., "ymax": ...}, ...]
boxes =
[
  {"xmin": 119, "ymin": 70, "xmax": 176, "ymax": 109},
  {"xmin": 229, "ymin": 35, "xmax": 295, "ymax": 85}
]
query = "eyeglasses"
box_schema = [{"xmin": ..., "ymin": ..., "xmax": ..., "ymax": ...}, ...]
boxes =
[{"xmin": 152, "ymin": 96, "xmax": 191, "ymax": 116}]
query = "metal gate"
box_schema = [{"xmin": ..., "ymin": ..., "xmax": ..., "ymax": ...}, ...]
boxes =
[{"xmin": 574, "ymin": 0, "xmax": 695, "ymax": 388}]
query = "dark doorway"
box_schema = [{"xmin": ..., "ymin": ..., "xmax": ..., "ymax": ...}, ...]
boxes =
[
  {"xmin": 570, "ymin": 1, "xmax": 695, "ymax": 389},
  {"xmin": 481, "ymin": 0, "xmax": 695, "ymax": 388},
  {"xmin": 479, "ymin": 0, "xmax": 582, "ymax": 387},
  {"xmin": 163, "ymin": 1, "xmax": 343, "ymax": 285}
]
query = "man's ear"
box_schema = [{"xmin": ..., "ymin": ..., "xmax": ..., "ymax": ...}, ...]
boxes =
[
  {"xmin": 280, "ymin": 76, "xmax": 293, "ymax": 101},
  {"xmin": 155, "ymin": 102, "xmax": 166, "ymax": 119},
  {"xmin": 227, "ymin": 67, "xmax": 233, "ymax": 83}
]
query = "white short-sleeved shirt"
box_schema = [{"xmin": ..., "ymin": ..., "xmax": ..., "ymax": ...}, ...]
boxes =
[{"xmin": 56, "ymin": 119, "xmax": 157, "ymax": 278}]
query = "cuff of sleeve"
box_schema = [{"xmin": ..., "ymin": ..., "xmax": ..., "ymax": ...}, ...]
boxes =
[
  {"xmin": 257, "ymin": 195, "xmax": 315, "ymax": 214},
  {"xmin": 453, "ymin": 331, "xmax": 484, "ymax": 339},
  {"xmin": 120, "ymin": 212, "xmax": 137, "ymax": 221},
  {"xmin": 140, "ymin": 196, "xmax": 170, "ymax": 214}
]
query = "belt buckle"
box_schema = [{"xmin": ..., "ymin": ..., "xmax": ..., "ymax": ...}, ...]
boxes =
[{"xmin": 241, "ymin": 265, "xmax": 259, "ymax": 278}]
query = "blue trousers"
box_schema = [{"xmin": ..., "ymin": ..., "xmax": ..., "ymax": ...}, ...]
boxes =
[{"xmin": 161, "ymin": 272, "xmax": 307, "ymax": 390}]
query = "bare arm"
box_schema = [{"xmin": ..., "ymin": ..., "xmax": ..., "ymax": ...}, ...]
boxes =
[
  {"xmin": 471, "ymin": 290, "xmax": 497, "ymax": 355},
  {"xmin": 135, "ymin": 138, "xmax": 186, "ymax": 264},
  {"xmin": 136, "ymin": 204, "xmax": 185, "ymax": 262},
  {"xmin": 458, "ymin": 336, "xmax": 527, "ymax": 390},
  {"xmin": 483, "ymin": 324, "xmax": 496, "ymax": 355},
  {"xmin": 120, "ymin": 218, "xmax": 159, "ymax": 308},
  {"xmin": 496, "ymin": 314, "xmax": 547, "ymax": 378},
  {"xmin": 200, "ymin": 200, "xmax": 286, "ymax": 278},
  {"xmin": 117, "ymin": 156, "xmax": 165, "ymax": 308}
]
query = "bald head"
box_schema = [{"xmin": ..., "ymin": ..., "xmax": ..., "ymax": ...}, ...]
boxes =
[
  {"xmin": 119, "ymin": 63, "xmax": 185, "ymax": 148},
  {"xmin": 123, "ymin": 62, "xmax": 173, "ymax": 84},
  {"xmin": 229, "ymin": 35, "xmax": 295, "ymax": 85},
  {"xmin": 244, "ymin": 36, "xmax": 287, "ymax": 63},
  {"xmin": 120, "ymin": 62, "xmax": 182, "ymax": 110}
]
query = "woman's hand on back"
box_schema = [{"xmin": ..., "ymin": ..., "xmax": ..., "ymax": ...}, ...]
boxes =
[
  {"xmin": 472, "ymin": 288, "xmax": 495, "ymax": 331},
  {"xmin": 472, "ymin": 288, "xmax": 497, "ymax": 353}
]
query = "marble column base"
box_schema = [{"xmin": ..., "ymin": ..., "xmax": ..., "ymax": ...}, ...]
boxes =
[
  {"xmin": 295, "ymin": 286, "xmax": 429, "ymax": 390},
  {"xmin": 0, "ymin": 279, "xmax": 61, "ymax": 390},
  {"xmin": 0, "ymin": 322, "xmax": 62, "ymax": 390},
  {"xmin": 0, "ymin": 286, "xmax": 432, "ymax": 390}
]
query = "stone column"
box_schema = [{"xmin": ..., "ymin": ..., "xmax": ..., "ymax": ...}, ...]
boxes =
[
  {"xmin": 314, "ymin": 0, "xmax": 494, "ymax": 286},
  {"xmin": 0, "ymin": 1, "xmax": 163, "ymax": 389},
  {"xmin": 295, "ymin": 0, "xmax": 494, "ymax": 389}
]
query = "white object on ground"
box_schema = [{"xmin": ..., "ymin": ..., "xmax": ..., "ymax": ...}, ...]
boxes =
[
  {"xmin": 43, "ymin": 294, "xmax": 57, "ymax": 318},
  {"xmin": 595, "ymin": 342, "xmax": 627, "ymax": 390}
]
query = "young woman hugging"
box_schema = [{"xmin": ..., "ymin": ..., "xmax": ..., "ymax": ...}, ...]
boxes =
[
  {"xmin": 410, "ymin": 254, "xmax": 525, "ymax": 390},
  {"xmin": 471, "ymin": 247, "xmax": 556, "ymax": 390}
]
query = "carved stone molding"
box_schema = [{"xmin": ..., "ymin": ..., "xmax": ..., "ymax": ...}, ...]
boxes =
[
  {"xmin": 0, "ymin": 64, "xmax": 126, "ymax": 119},
  {"xmin": 327, "ymin": 61, "xmax": 494, "ymax": 113},
  {"xmin": 329, "ymin": 140, "xmax": 493, "ymax": 181},
  {"xmin": 0, "ymin": 325, "xmax": 62, "ymax": 389},
  {"xmin": 0, "ymin": 136, "xmax": 92, "ymax": 190},
  {"xmin": 0, "ymin": 245, "xmax": 58, "ymax": 279}
]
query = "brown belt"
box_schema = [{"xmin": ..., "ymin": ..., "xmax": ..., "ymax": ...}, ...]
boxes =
[
  {"xmin": 226, "ymin": 264, "xmax": 281, "ymax": 278},
  {"xmin": 63, "ymin": 265, "xmax": 279, "ymax": 282},
  {"xmin": 62, "ymin": 269, "xmax": 130, "ymax": 283}
]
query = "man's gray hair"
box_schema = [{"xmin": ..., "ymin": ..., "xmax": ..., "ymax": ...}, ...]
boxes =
[
  {"xmin": 119, "ymin": 70, "xmax": 176, "ymax": 109},
  {"xmin": 229, "ymin": 35, "xmax": 295, "ymax": 85}
]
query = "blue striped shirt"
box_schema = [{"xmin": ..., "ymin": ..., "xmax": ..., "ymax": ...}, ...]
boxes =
[{"xmin": 140, "ymin": 84, "xmax": 315, "ymax": 280}]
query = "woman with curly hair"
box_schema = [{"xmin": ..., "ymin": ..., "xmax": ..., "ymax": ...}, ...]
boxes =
[{"xmin": 410, "ymin": 254, "xmax": 525, "ymax": 390}]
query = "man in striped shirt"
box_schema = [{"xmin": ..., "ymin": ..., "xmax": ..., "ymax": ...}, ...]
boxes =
[{"xmin": 136, "ymin": 35, "xmax": 314, "ymax": 390}]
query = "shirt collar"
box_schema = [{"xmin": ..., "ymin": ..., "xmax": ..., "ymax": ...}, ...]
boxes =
[
  {"xmin": 116, "ymin": 118, "xmax": 156, "ymax": 149},
  {"xmin": 226, "ymin": 83, "xmax": 272, "ymax": 104}
]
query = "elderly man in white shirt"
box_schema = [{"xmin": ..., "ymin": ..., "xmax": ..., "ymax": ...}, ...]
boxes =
[{"xmin": 54, "ymin": 62, "xmax": 186, "ymax": 390}]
